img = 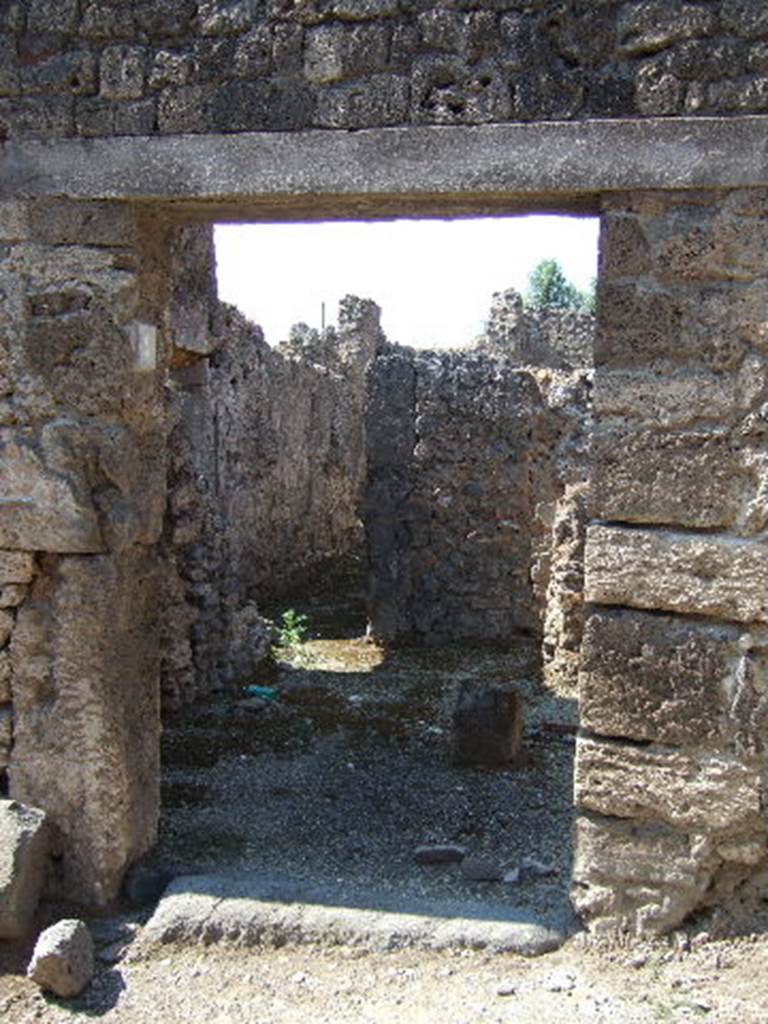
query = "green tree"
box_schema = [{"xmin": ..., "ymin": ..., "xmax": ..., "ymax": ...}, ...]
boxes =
[{"xmin": 524, "ymin": 258, "xmax": 593, "ymax": 312}]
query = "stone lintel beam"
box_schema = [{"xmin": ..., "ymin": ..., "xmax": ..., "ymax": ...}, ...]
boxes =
[{"xmin": 3, "ymin": 117, "xmax": 768, "ymax": 216}]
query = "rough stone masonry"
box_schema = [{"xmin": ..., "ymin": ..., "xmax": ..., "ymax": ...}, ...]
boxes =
[{"xmin": 0, "ymin": 1, "xmax": 768, "ymax": 938}]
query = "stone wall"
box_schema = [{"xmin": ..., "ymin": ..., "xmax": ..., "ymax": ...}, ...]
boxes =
[
  {"xmin": 476, "ymin": 287, "xmax": 594, "ymax": 370},
  {"xmin": 366, "ymin": 350, "xmax": 543, "ymax": 645},
  {"xmin": 572, "ymin": 189, "xmax": 768, "ymax": 935},
  {"xmin": 365, "ymin": 298, "xmax": 593, "ymax": 653},
  {"xmin": 2, "ymin": 2, "xmax": 768, "ymax": 142},
  {"xmin": 0, "ymin": 197, "xmax": 167, "ymax": 904},
  {"xmin": 161, "ymin": 243, "xmax": 382, "ymax": 706}
]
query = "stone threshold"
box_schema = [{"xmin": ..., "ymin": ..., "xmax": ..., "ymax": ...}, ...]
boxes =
[{"xmin": 137, "ymin": 872, "xmax": 572, "ymax": 957}]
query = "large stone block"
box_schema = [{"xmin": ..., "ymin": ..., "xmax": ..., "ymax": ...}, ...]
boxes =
[
  {"xmin": 0, "ymin": 422, "xmax": 164, "ymax": 555},
  {"xmin": 594, "ymin": 283, "xmax": 682, "ymax": 367},
  {"xmin": 28, "ymin": 200, "xmax": 134, "ymax": 248},
  {"xmin": 592, "ymin": 356, "xmax": 764, "ymax": 428},
  {"xmin": 590, "ymin": 430, "xmax": 753, "ymax": 530},
  {"xmin": 9, "ymin": 550, "xmax": 161, "ymax": 904},
  {"xmin": 575, "ymin": 736, "xmax": 765, "ymax": 835},
  {"xmin": 579, "ymin": 608, "xmax": 734, "ymax": 745},
  {"xmin": 0, "ymin": 799, "xmax": 49, "ymax": 939},
  {"xmin": 0, "ymin": 428, "xmax": 104, "ymax": 553},
  {"xmin": 572, "ymin": 813, "xmax": 714, "ymax": 936},
  {"xmin": 584, "ymin": 524, "xmax": 768, "ymax": 623}
]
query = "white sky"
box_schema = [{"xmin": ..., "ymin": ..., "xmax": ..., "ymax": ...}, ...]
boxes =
[{"xmin": 214, "ymin": 215, "xmax": 600, "ymax": 350}]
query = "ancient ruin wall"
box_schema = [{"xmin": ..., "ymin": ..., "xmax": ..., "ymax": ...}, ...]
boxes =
[
  {"xmin": 366, "ymin": 350, "xmax": 543, "ymax": 645},
  {"xmin": 1, "ymin": 2, "xmax": 767, "ymax": 141},
  {"xmin": 365, "ymin": 298, "xmax": 593, "ymax": 654},
  {"xmin": 161, "ymin": 232, "xmax": 382, "ymax": 707},
  {"xmin": 0, "ymin": 198, "xmax": 167, "ymax": 904},
  {"xmin": 572, "ymin": 190, "xmax": 768, "ymax": 935}
]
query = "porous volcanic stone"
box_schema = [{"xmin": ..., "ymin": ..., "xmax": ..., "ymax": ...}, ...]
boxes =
[{"xmin": 27, "ymin": 919, "xmax": 94, "ymax": 998}]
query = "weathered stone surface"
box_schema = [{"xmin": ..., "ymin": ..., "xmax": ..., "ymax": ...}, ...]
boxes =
[
  {"xmin": 0, "ymin": 609, "xmax": 13, "ymax": 649},
  {"xmin": 0, "ymin": 650, "xmax": 10, "ymax": 703},
  {"xmin": 27, "ymin": 919, "xmax": 94, "ymax": 999},
  {"xmin": 542, "ymin": 483, "xmax": 588, "ymax": 693},
  {"xmin": 0, "ymin": 552, "xmax": 37, "ymax": 584},
  {"xmin": 579, "ymin": 609, "xmax": 734, "ymax": 746},
  {"xmin": 0, "ymin": 705, "xmax": 11, "ymax": 765},
  {"xmin": 367, "ymin": 351, "xmax": 542, "ymax": 645},
  {"xmin": 0, "ymin": 428, "xmax": 104, "ymax": 554},
  {"xmin": 584, "ymin": 525, "xmax": 768, "ymax": 623},
  {"xmin": 10, "ymin": 551, "xmax": 161, "ymax": 904},
  {"xmin": 453, "ymin": 686, "xmax": 525, "ymax": 768},
  {"xmin": 0, "ymin": 584, "xmax": 29, "ymax": 608},
  {"xmin": 27, "ymin": 199, "xmax": 133, "ymax": 247},
  {"xmin": 592, "ymin": 358, "xmax": 764, "ymax": 428},
  {"xmin": 590, "ymin": 430, "xmax": 756, "ymax": 530},
  {"xmin": 0, "ymin": 200, "xmax": 30, "ymax": 242},
  {"xmin": 0, "ymin": 799, "xmax": 49, "ymax": 939},
  {"xmin": 575, "ymin": 737, "xmax": 765, "ymax": 835},
  {"xmin": 141, "ymin": 873, "xmax": 566, "ymax": 955},
  {"xmin": 572, "ymin": 813, "xmax": 714, "ymax": 936},
  {"xmin": 8, "ymin": 120, "xmax": 768, "ymax": 208}
]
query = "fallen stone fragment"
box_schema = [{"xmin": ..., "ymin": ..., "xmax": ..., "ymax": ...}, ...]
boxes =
[
  {"xmin": 496, "ymin": 981, "xmax": 516, "ymax": 996},
  {"xmin": 503, "ymin": 868, "xmax": 521, "ymax": 884},
  {"xmin": 413, "ymin": 844, "xmax": 466, "ymax": 865},
  {"xmin": 521, "ymin": 857, "xmax": 557, "ymax": 879},
  {"xmin": 460, "ymin": 856, "xmax": 504, "ymax": 882},
  {"xmin": 27, "ymin": 919, "xmax": 94, "ymax": 998},
  {"xmin": 0, "ymin": 799, "xmax": 49, "ymax": 939}
]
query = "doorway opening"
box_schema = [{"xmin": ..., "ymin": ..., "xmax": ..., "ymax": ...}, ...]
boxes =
[{"xmin": 153, "ymin": 212, "xmax": 599, "ymax": 937}]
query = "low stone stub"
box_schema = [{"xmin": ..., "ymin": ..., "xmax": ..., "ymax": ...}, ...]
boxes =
[
  {"xmin": 584, "ymin": 524, "xmax": 768, "ymax": 623},
  {"xmin": 579, "ymin": 608, "xmax": 735, "ymax": 746},
  {"xmin": 590, "ymin": 430, "xmax": 756, "ymax": 531},
  {"xmin": 572, "ymin": 813, "xmax": 716, "ymax": 936},
  {"xmin": 575, "ymin": 736, "xmax": 765, "ymax": 837}
]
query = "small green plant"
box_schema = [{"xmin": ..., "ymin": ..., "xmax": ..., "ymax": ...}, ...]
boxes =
[{"xmin": 276, "ymin": 608, "xmax": 309, "ymax": 650}]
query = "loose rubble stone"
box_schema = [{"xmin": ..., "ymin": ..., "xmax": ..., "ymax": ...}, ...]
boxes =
[
  {"xmin": 414, "ymin": 844, "xmax": 466, "ymax": 866},
  {"xmin": 27, "ymin": 919, "xmax": 95, "ymax": 999},
  {"xmin": 0, "ymin": 799, "xmax": 49, "ymax": 939}
]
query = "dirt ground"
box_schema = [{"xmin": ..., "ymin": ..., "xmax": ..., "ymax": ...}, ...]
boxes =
[
  {"xmin": 2, "ymin": 927, "xmax": 768, "ymax": 1023},
  {"xmin": 2, "ymin": 560, "xmax": 767, "ymax": 1021}
]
